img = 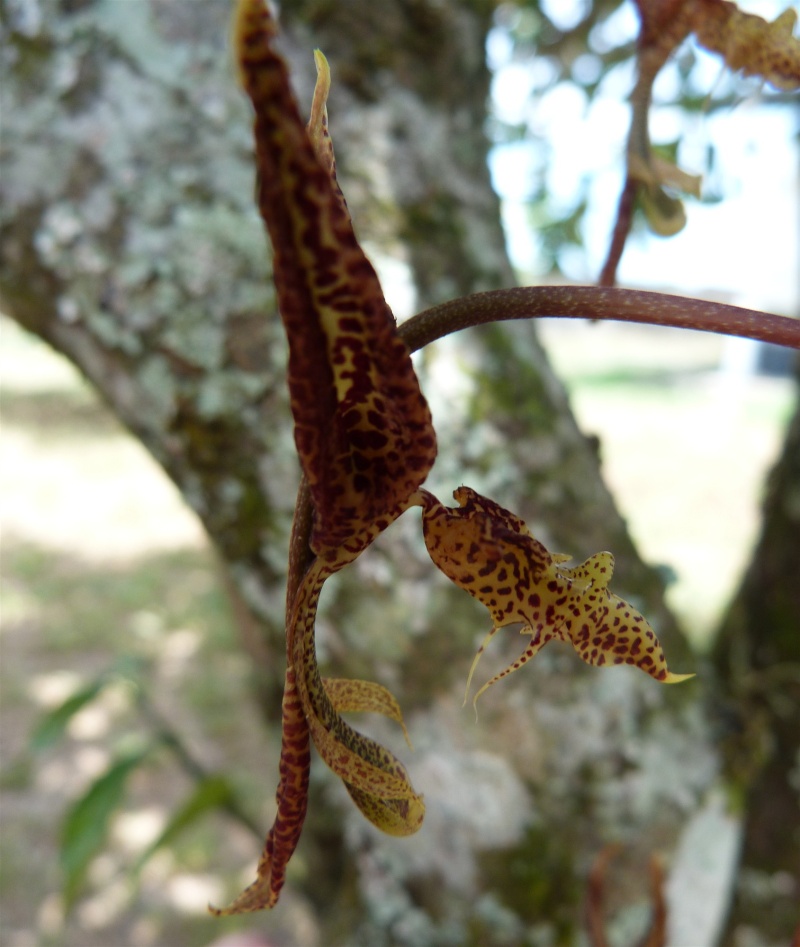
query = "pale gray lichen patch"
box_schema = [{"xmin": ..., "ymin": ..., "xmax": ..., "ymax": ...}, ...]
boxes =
[
  {"xmin": 160, "ymin": 316, "xmax": 224, "ymax": 373},
  {"xmin": 136, "ymin": 354, "xmax": 179, "ymax": 430},
  {"xmin": 526, "ymin": 669, "xmax": 715, "ymax": 835},
  {"xmin": 342, "ymin": 745, "xmax": 532, "ymax": 896},
  {"xmin": 79, "ymin": 304, "xmax": 141, "ymax": 357},
  {"xmin": 4, "ymin": 0, "xmax": 42, "ymax": 38},
  {"xmin": 216, "ymin": 477, "xmax": 245, "ymax": 507},
  {"xmin": 195, "ymin": 370, "xmax": 268, "ymax": 420},
  {"xmin": 34, "ymin": 203, "xmax": 83, "ymax": 260},
  {"xmin": 89, "ymin": 0, "xmax": 190, "ymax": 87}
]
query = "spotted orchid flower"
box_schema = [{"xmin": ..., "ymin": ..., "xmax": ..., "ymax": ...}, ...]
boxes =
[
  {"xmin": 215, "ymin": 0, "xmax": 691, "ymax": 916},
  {"xmin": 420, "ymin": 487, "xmax": 693, "ymax": 712},
  {"xmin": 214, "ymin": 0, "xmax": 435, "ymax": 914}
]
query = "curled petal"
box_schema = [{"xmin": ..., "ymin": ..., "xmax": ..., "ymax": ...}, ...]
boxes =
[
  {"xmin": 639, "ymin": 186, "xmax": 688, "ymax": 237},
  {"xmin": 324, "ymin": 677, "xmax": 413, "ymax": 749},
  {"xmin": 217, "ymin": 560, "xmax": 425, "ymax": 915},
  {"xmin": 344, "ymin": 782, "xmax": 425, "ymax": 837},
  {"xmin": 628, "ymin": 153, "xmax": 702, "ymax": 198},
  {"xmin": 323, "ymin": 677, "xmax": 422, "ymax": 834},
  {"xmin": 306, "ymin": 50, "xmax": 346, "ymax": 213},
  {"xmin": 293, "ymin": 562, "xmax": 425, "ymax": 830}
]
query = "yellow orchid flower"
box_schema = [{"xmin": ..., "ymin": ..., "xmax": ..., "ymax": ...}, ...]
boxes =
[{"xmin": 420, "ymin": 487, "xmax": 693, "ymax": 713}]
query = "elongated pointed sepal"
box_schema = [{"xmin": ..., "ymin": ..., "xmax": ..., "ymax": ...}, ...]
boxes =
[
  {"xmin": 234, "ymin": 0, "xmax": 436, "ymax": 559},
  {"xmin": 209, "ymin": 668, "xmax": 310, "ymax": 915}
]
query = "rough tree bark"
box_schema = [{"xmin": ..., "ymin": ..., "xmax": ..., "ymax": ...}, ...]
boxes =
[
  {"xmin": 714, "ymin": 382, "xmax": 800, "ymax": 947},
  {"xmin": 0, "ymin": 1, "xmax": 754, "ymax": 944}
]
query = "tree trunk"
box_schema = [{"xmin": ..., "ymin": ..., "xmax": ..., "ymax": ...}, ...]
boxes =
[
  {"xmin": 2, "ymin": 2, "xmax": 723, "ymax": 944},
  {"xmin": 713, "ymin": 380, "xmax": 800, "ymax": 946}
]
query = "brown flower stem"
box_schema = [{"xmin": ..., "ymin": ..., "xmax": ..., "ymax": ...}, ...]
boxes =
[
  {"xmin": 598, "ymin": 176, "xmax": 638, "ymax": 287},
  {"xmin": 599, "ymin": 54, "xmax": 656, "ymax": 287},
  {"xmin": 399, "ymin": 286, "xmax": 800, "ymax": 354},
  {"xmin": 287, "ymin": 476, "xmax": 315, "ymax": 627}
]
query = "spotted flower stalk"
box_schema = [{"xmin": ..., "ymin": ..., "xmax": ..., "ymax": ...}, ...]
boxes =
[{"xmin": 215, "ymin": 0, "xmax": 694, "ymax": 915}]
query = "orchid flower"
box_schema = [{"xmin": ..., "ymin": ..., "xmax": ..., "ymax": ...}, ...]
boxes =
[
  {"xmin": 420, "ymin": 487, "xmax": 693, "ymax": 714},
  {"xmin": 214, "ymin": 0, "xmax": 692, "ymax": 915},
  {"xmin": 214, "ymin": 0, "xmax": 435, "ymax": 914}
]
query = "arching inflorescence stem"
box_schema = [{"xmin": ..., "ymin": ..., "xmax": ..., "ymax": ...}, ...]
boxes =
[{"xmin": 399, "ymin": 285, "xmax": 800, "ymax": 355}]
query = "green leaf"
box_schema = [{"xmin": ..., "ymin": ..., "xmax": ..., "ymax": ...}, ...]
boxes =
[
  {"xmin": 29, "ymin": 678, "xmax": 107, "ymax": 753},
  {"xmin": 133, "ymin": 775, "xmax": 235, "ymax": 875},
  {"xmin": 29, "ymin": 657, "xmax": 146, "ymax": 755},
  {"xmin": 60, "ymin": 747, "xmax": 150, "ymax": 908}
]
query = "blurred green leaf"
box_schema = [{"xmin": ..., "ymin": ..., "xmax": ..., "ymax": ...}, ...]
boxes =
[
  {"xmin": 133, "ymin": 774, "xmax": 236, "ymax": 874},
  {"xmin": 110, "ymin": 653, "xmax": 149, "ymax": 684},
  {"xmin": 60, "ymin": 747, "xmax": 151, "ymax": 908},
  {"xmin": 29, "ymin": 657, "xmax": 146, "ymax": 755},
  {"xmin": 29, "ymin": 678, "xmax": 107, "ymax": 753}
]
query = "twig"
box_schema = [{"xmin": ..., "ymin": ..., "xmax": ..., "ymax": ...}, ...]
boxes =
[
  {"xmin": 399, "ymin": 286, "xmax": 800, "ymax": 354},
  {"xmin": 599, "ymin": 176, "xmax": 638, "ymax": 287}
]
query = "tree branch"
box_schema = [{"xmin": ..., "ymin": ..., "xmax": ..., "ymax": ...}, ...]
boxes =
[{"xmin": 399, "ymin": 286, "xmax": 800, "ymax": 353}]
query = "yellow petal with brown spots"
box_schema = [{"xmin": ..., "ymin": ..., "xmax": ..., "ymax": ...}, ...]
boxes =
[
  {"xmin": 323, "ymin": 677, "xmax": 413, "ymax": 749},
  {"xmin": 694, "ymin": 4, "xmax": 799, "ymax": 92},
  {"xmin": 343, "ymin": 782, "xmax": 425, "ymax": 837}
]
